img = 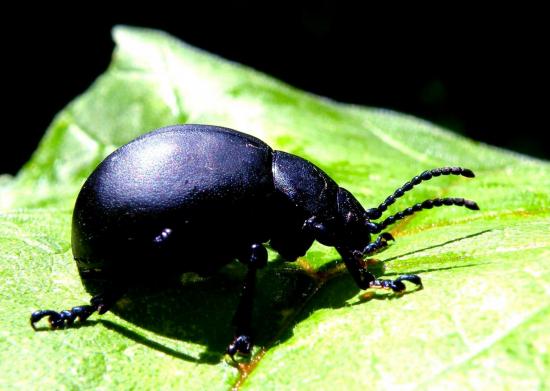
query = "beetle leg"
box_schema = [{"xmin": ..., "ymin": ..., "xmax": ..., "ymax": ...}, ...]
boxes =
[
  {"xmin": 227, "ymin": 243, "xmax": 267, "ymax": 360},
  {"xmin": 362, "ymin": 232, "xmax": 394, "ymax": 255},
  {"xmin": 30, "ymin": 290, "xmax": 122, "ymax": 330},
  {"xmin": 337, "ymin": 247, "xmax": 375, "ymax": 290},
  {"xmin": 337, "ymin": 247, "xmax": 422, "ymax": 292},
  {"xmin": 368, "ymin": 274, "xmax": 423, "ymax": 292}
]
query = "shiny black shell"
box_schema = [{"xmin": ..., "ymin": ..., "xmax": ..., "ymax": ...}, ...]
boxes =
[{"xmin": 72, "ymin": 125, "xmax": 277, "ymax": 286}]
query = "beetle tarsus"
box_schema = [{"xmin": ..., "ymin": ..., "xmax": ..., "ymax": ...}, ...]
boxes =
[
  {"xmin": 370, "ymin": 274, "xmax": 423, "ymax": 292},
  {"xmin": 30, "ymin": 305, "xmax": 98, "ymax": 330},
  {"xmin": 30, "ymin": 291, "xmax": 122, "ymax": 330},
  {"xmin": 338, "ymin": 247, "xmax": 423, "ymax": 293}
]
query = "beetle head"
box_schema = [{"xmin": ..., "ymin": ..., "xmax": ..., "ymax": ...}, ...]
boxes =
[{"xmin": 335, "ymin": 187, "xmax": 373, "ymax": 251}]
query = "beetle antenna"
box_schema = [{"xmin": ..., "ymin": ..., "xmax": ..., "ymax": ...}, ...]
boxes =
[
  {"xmin": 367, "ymin": 197, "xmax": 479, "ymax": 233},
  {"xmin": 365, "ymin": 167, "xmax": 475, "ymax": 220}
]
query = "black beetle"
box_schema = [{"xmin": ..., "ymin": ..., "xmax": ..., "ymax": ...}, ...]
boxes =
[{"xmin": 31, "ymin": 124, "xmax": 479, "ymax": 358}]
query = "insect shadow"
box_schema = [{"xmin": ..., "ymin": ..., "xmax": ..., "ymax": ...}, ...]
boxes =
[
  {"xmin": 102, "ymin": 229, "xmax": 489, "ymax": 364},
  {"xmin": 103, "ymin": 261, "xmax": 319, "ymax": 365}
]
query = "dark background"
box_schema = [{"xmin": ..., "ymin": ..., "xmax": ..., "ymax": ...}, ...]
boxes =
[{"xmin": 3, "ymin": 4, "xmax": 547, "ymax": 175}]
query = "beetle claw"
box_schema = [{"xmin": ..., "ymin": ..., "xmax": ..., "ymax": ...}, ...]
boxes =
[
  {"xmin": 380, "ymin": 232, "xmax": 394, "ymax": 242},
  {"xmin": 396, "ymin": 274, "xmax": 423, "ymax": 289},
  {"xmin": 30, "ymin": 310, "xmax": 59, "ymax": 330}
]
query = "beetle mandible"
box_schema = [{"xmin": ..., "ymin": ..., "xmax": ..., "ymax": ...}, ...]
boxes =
[{"xmin": 31, "ymin": 124, "xmax": 479, "ymax": 358}]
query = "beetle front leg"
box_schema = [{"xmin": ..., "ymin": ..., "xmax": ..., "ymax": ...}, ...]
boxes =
[
  {"xmin": 337, "ymin": 248, "xmax": 376, "ymax": 290},
  {"xmin": 363, "ymin": 232, "xmax": 394, "ymax": 255},
  {"xmin": 337, "ymin": 247, "xmax": 422, "ymax": 292},
  {"xmin": 369, "ymin": 274, "xmax": 423, "ymax": 292},
  {"xmin": 227, "ymin": 243, "xmax": 267, "ymax": 360},
  {"xmin": 30, "ymin": 290, "xmax": 123, "ymax": 330}
]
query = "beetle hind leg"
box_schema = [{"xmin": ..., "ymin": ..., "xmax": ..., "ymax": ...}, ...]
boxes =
[{"xmin": 30, "ymin": 290, "xmax": 122, "ymax": 330}]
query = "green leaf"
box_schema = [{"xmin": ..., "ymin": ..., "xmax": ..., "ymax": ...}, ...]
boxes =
[{"xmin": 1, "ymin": 26, "xmax": 549, "ymax": 390}]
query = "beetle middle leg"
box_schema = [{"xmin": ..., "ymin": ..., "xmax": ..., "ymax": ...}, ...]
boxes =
[
  {"xmin": 30, "ymin": 290, "xmax": 123, "ymax": 330},
  {"xmin": 227, "ymin": 243, "xmax": 268, "ymax": 360}
]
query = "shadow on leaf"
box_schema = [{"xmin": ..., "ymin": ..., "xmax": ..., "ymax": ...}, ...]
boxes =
[
  {"xmin": 100, "ymin": 319, "xmax": 221, "ymax": 364},
  {"xmin": 103, "ymin": 261, "xmax": 319, "ymax": 364},
  {"xmin": 57, "ymin": 230, "xmax": 489, "ymax": 364},
  {"xmin": 383, "ymin": 229, "xmax": 493, "ymax": 262}
]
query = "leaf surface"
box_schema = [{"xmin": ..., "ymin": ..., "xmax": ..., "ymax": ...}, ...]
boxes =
[{"xmin": 1, "ymin": 27, "xmax": 549, "ymax": 390}]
